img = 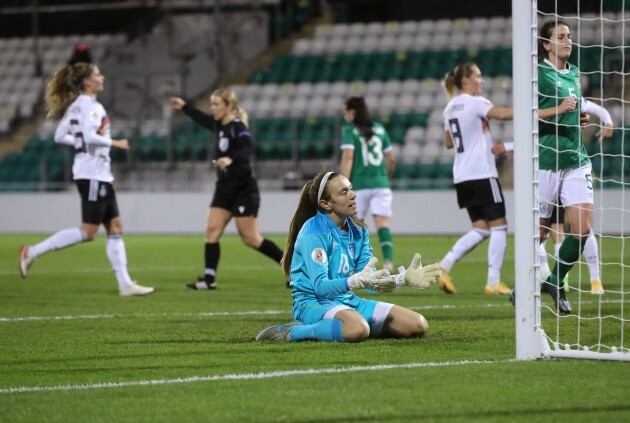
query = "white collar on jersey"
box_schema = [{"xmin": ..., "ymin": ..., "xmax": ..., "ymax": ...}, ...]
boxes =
[{"xmin": 544, "ymin": 58, "xmax": 571, "ymax": 74}]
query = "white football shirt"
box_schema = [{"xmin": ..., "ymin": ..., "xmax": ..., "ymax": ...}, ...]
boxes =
[
  {"xmin": 443, "ymin": 93, "xmax": 497, "ymax": 183},
  {"xmin": 54, "ymin": 94, "xmax": 114, "ymax": 183}
]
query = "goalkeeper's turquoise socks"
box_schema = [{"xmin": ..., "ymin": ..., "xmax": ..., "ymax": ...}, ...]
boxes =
[
  {"xmin": 289, "ymin": 319, "xmax": 344, "ymax": 342},
  {"xmin": 547, "ymin": 235, "xmax": 585, "ymax": 286},
  {"xmin": 378, "ymin": 227, "xmax": 394, "ymax": 263}
]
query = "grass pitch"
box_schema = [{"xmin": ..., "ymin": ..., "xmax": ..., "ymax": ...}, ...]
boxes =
[{"xmin": 1, "ymin": 233, "xmax": 629, "ymax": 422}]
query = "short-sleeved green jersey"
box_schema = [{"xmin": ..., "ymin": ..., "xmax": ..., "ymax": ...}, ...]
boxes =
[
  {"xmin": 340, "ymin": 122, "xmax": 392, "ymax": 190},
  {"xmin": 538, "ymin": 59, "xmax": 590, "ymax": 170}
]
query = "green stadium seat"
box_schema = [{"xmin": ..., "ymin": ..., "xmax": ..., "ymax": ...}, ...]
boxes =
[
  {"xmin": 416, "ymin": 162, "xmax": 438, "ymax": 179},
  {"xmin": 388, "ymin": 125, "xmax": 406, "ymax": 145},
  {"xmin": 394, "ymin": 162, "xmax": 418, "ymax": 179},
  {"xmin": 248, "ymin": 70, "xmax": 268, "ymax": 84},
  {"xmin": 435, "ymin": 161, "xmax": 454, "ymax": 179}
]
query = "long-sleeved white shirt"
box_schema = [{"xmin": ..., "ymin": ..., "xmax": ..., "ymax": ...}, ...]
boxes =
[
  {"xmin": 581, "ymin": 98, "xmax": 613, "ymax": 125},
  {"xmin": 54, "ymin": 94, "xmax": 114, "ymax": 183}
]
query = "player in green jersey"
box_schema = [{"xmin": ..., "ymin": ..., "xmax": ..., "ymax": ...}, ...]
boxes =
[
  {"xmin": 513, "ymin": 20, "xmax": 593, "ymax": 315},
  {"xmin": 340, "ymin": 97, "xmax": 396, "ymax": 274}
]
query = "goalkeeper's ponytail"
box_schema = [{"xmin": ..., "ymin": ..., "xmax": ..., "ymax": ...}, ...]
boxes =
[{"xmin": 283, "ymin": 180, "xmax": 318, "ymax": 278}]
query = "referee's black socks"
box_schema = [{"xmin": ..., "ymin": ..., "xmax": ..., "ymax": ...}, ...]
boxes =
[{"xmin": 257, "ymin": 238, "xmax": 283, "ymax": 263}]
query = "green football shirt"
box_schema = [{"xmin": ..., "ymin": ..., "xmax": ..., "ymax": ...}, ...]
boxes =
[
  {"xmin": 538, "ymin": 59, "xmax": 590, "ymax": 170},
  {"xmin": 341, "ymin": 122, "xmax": 392, "ymax": 190}
]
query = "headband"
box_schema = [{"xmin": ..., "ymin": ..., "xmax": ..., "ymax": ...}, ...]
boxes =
[{"xmin": 317, "ymin": 172, "xmax": 334, "ymax": 204}]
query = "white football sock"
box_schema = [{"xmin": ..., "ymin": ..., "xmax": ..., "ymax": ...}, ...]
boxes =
[
  {"xmin": 440, "ymin": 228, "xmax": 489, "ymax": 272},
  {"xmin": 539, "ymin": 239, "xmax": 551, "ymax": 275},
  {"xmin": 29, "ymin": 228, "xmax": 87, "ymax": 259},
  {"xmin": 554, "ymin": 242, "xmax": 562, "ymax": 260},
  {"xmin": 106, "ymin": 234, "xmax": 133, "ymax": 289},
  {"xmin": 584, "ymin": 232, "xmax": 600, "ymax": 282},
  {"xmin": 487, "ymin": 225, "xmax": 507, "ymax": 285}
]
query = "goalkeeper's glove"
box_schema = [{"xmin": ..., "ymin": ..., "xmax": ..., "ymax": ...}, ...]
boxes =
[
  {"xmin": 347, "ymin": 257, "xmax": 396, "ymax": 293},
  {"xmin": 393, "ymin": 253, "xmax": 441, "ymax": 289}
]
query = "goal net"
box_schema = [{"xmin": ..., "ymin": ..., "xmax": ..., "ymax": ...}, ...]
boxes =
[{"xmin": 512, "ymin": 0, "xmax": 630, "ymax": 360}]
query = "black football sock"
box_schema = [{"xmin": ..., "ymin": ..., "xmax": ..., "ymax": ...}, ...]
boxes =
[
  {"xmin": 204, "ymin": 242, "xmax": 220, "ymax": 284},
  {"xmin": 257, "ymin": 238, "xmax": 283, "ymax": 264}
]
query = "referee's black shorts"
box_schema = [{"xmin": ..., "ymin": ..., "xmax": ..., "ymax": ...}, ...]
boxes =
[
  {"xmin": 76, "ymin": 179, "xmax": 120, "ymax": 225},
  {"xmin": 211, "ymin": 177, "xmax": 260, "ymax": 217},
  {"xmin": 455, "ymin": 177, "xmax": 506, "ymax": 222}
]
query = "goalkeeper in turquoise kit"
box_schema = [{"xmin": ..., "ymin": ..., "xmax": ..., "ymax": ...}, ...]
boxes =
[
  {"xmin": 340, "ymin": 97, "xmax": 396, "ymax": 274},
  {"xmin": 255, "ymin": 171, "xmax": 441, "ymax": 342}
]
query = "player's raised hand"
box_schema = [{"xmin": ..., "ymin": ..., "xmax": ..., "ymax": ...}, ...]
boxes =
[{"xmin": 398, "ymin": 253, "xmax": 441, "ymax": 289}]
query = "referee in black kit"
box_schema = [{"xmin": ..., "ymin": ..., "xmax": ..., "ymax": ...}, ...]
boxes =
[{"xmin": 170, "ymin": 89, "xmax": 287, "ymax": 290}]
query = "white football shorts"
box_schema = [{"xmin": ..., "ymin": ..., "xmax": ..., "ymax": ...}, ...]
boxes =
[
  {"xmin": 539, "ymin": 165, "xmax": 593, "ymax": 219},
  {"xmin": 355, "ymin": 188, "xmax": 393, "ymax": 220}
]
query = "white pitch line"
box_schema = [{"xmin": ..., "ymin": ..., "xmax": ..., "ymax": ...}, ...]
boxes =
[
  {"xmin": 0, "ymin": 310, "xmax": 289, "ymax": 323},
  {"xmin": 2, "ymin": 299, "xmax": 629, "ymax": 323},
  {"xmin": 0, "ymin": 359, "xmax": 514, "ymax": 394},
  {"xmin": 0, "ymin": 264, "xmax": 281, "ymax": 276},
  {"xmin": 0, "ymin": 304, "xmax": 500, "ymax": 323},
  {"xmin": 0, "ymin": 314, "xmax": 117, "ymax": 322}
]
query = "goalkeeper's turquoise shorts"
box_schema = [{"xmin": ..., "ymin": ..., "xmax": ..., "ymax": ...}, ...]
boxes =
[{"xmin": 292, "ymin": 297, "xmax": 394, "ymax": 338}]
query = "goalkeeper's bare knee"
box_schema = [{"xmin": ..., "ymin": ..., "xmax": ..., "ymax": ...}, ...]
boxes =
[
  {"xmin": 342, "ymin": 319, "xmax": 370, "ymax": 342},
  {"xmin": 416, "ymin": 314, "xmax": 429, "ymax": 338}
]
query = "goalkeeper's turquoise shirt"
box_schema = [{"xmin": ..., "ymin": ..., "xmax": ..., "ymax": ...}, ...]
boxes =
[{"xmin": 290, "ymin": 212, "xmax": 373, "ymax": 310}]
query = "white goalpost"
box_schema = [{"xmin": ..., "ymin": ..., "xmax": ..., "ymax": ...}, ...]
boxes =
[{"xmin": 512, "ymin": 0, "xmax": 630, "ymax": 361}]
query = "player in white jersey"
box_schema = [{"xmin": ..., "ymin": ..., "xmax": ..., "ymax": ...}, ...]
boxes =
[
  {"xmin": 18, "ymin": 62, "xmax": 153, "ymax": 297},
  {"xmin": 436, "ymin": 63, "xmax": 513, "ymax": 295}
]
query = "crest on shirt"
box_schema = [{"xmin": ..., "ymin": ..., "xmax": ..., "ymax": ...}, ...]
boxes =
[
  {"xmin": 540, "ymin": 202, "xmax": 551, "ymax": 214},
  {"xmin": 348, "ymin": 243, "xmax": 355, "ymax": 259},
  {"xmin": 311, "ymin": 248, "xmax": 327, "ymax": 264},
  {"xmin": 219, "ymin": 136, "xmax": 229, "ymax": 152},
  {"xmin": 89, "ymin": 110, "xmax": 99, "ymax": 122}
]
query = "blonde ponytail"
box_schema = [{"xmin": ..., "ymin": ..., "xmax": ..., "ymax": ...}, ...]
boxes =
[{"xmin": 45, "ymin": 62, "xmax": 93, "ymax": 118}]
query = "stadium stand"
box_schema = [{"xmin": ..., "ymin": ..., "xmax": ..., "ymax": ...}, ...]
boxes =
[{"xmin": 0, "ymin": 1, "xmax": 627, "ymax": 191}]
